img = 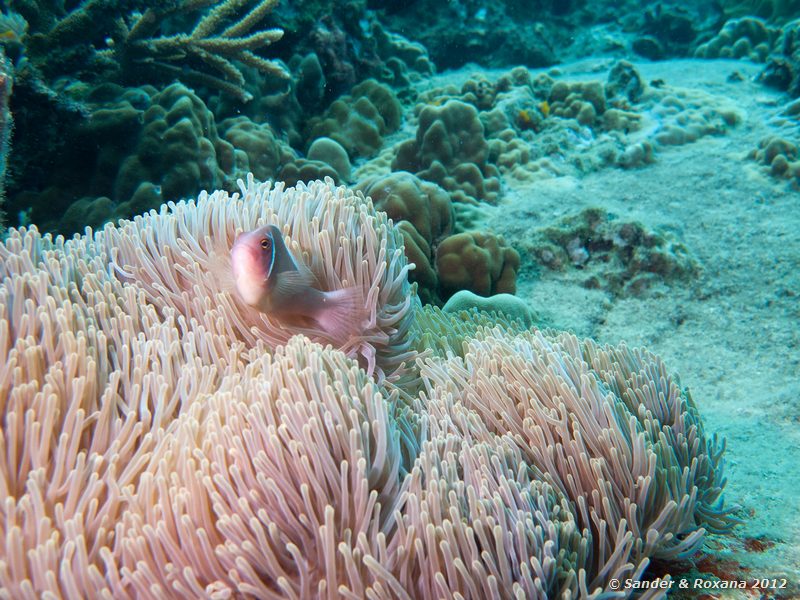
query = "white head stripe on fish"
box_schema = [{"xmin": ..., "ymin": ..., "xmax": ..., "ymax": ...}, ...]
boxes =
[
  {"xmin": 260, "ymin": 228, "xmax": 277, "ymax": 279},
  {"xmin": 263, "ymin": 224, "xmax": 300, "ymax": 276}
]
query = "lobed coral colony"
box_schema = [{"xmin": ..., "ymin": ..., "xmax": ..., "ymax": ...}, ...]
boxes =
[{"xmin": 4, "ymin": 0, "xmax": 796, "ymax": 597}]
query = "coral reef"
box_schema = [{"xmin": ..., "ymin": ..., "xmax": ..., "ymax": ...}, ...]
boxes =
[
  {"xmin": 631, "ymin": 5, "xmax": 709, "ymax": 60},
  {"xmin": 117, "ymin": 0, "xmax": 287, "ymax": 101},
  {"xmin": 369, "ymin": 22, "xmax": 436, "ymax": 90},
  {"xmin": 694, "ymin": 17, "xmax": 777, "ymax": 62},
  {"xmin": 369, "ymin": 0, "xmax": 725, "ymax": 68},
  {"xmin": 308, "ymin": 79, "xmax": 402, "ymax": 159},
  {"xmin": 2, "ymin": 0, "xmax": 754, "ymax": 240},
  {"xmin": 760, "ymin": 18, "xmax": 800, "ymax": 96},
  {"xmin": 0, "ymin": 49, "xmax": 11, "ymax": 213},
  {"xmin": 280, "ymin": 3, "xmax": 434, "ymax": 101},
  {"xmin": 648, "ymin": 88, "xmax": 741, "ymax": 146},
  {"xmin": 278, "ymin": 157, "xmax": 341, "ymax": 187},
  {"xmin": 2, "ymin": 0, "xmax": 786, "ymax": 589},
  {"xmin": 219, "ymin": 116, "xmax": 296, "ymax": 182},
  {"xmin": 392, "ymin": 99, "xmax": 502, "ymax": 204},
  {"xmin": 4, "ymin": 81, "xmax": 140, "ymax": 233},
  {"xmin": 115, "ymin": 83, "xmax": 237, "ymax": 205},
  {"xmin": 357, "ymin": 172, "xmax": 454, "ymax": 246},
  {"xmin": 306, "ymin": 136, "xmax": 352, "ymax": 181},
  {"xmin": 368, "ymin": 0, "xmax": 559, "ymax": 70},
  {"xmin": 391, "ymin": 60, "xmax": 740, "ymax": 190},
  {"xmin": 3, "ymin": 0, "xmax": 302, "ymax": 235},
  {"xmin": 5, "ymin": 81, "xmax": 257, "ymax": 234},
  {"xmin": 548, "ymin": 79, "xmax": 607, "ymax": 126},
  {"xmin": 442, "ymin": 289, "xmax": 537, "ymax": 327},
  {"xmin": 528, "ymin": 207, "xmax": 699, "ymax": 296},
  {"xmin": 720, "ymin": 0, "xmax": 800, "ymax": 24},
  {"xmin": 17, "ymin": 0, "xmax": 287, "ymax": 101}
]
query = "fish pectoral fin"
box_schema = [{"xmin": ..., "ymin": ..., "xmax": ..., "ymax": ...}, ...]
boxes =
[
  {"xmin": 297, "ymin": 261, "xmax": 321, "ymax": 288},
  {"xmin": 273, "ymin": 269, "xmax": 316, "ymax": 298}
]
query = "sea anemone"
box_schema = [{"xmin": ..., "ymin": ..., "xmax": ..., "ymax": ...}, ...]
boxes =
[{"xmin": 0, "ymin": 178, "xmax": 736, "ymax": 599}]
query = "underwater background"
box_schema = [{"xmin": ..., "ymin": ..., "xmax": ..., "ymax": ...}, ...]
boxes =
[{"xmin": 0, "ymin": 0, "xmax": 799, "ymax": 598}]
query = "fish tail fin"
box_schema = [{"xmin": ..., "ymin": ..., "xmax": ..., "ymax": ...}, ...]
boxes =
[{"xmin": 316, "ymin": 286, "xmax": 366, "ymax": 342}]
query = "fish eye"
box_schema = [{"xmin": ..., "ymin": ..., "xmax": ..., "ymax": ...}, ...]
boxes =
[{"xmin": 260, "ymin": 238, "xmax": 271, "ymax": 250}]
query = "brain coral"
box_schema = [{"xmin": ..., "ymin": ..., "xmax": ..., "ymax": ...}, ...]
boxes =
[{"xmin": 0, "ymin": 178, "xmax": 736, "ymax": 598}]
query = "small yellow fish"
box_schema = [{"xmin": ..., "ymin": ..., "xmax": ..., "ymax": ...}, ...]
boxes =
[
  {"xmin": 517, "ymin": 108, "xmax": 534, "ymax": 130},
  {"xmin": 231, "ymin": 224, "xmax": 364, "ymax": 339},
  {"xmin": 539, "ymin": 100, "xmax": 550, "ymax": 117}
]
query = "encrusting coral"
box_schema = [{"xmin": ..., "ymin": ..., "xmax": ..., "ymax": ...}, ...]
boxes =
[
  {"xmin": 0, "ymin": 177, "xmax": 737, "ymax": 598},
  {"xmin": 694, "ymin": 17, "xmax": 777, "ymax": 62},
  {"xmin": 114, "ymin": 83, "xmax": 237, "ymax": 204},
  {"xmin": 749, "ymin": 134, "xmax": 800, "ymax": 187},
  {"xmin": 528, "ymin": 207, "xmax": 699, "ymax": 297},
  {"xmin": 442, "ymin": 290, "xmax": 536, "ymax": 327}
]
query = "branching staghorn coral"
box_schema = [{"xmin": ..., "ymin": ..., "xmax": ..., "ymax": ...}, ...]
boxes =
[
  {"xmin": 20, "ymin": 0, "xmax": 287, "ymax": 101},
  {"xmin": 114, "ymin": 0, "xmax": 287, "ymax": 102},
  {"xmin": 0, "ymin": 178, "xmax": 736, "ymax": 598}
]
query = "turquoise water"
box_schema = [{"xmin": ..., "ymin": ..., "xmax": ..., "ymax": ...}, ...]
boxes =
[{"xmin": 1, "ymin": 1, "xmax": 798, "ymax": 598}]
